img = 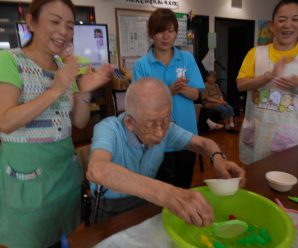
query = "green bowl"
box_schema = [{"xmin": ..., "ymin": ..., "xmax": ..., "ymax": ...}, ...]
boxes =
[{"xmin": 162, "ymin": 186, "xmax": 295, "ymax": 248}]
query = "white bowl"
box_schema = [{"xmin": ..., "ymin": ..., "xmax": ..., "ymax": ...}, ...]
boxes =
[
  {"xmin": 204, "ymin": 178, "xmax": 241, "ymax": 196},
  {"xmin": 265, "ymin": 171, "xmax": 297, "ymax": 192}
]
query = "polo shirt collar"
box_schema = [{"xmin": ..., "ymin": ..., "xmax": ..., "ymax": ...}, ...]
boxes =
[{"xmin": 148, "ymin": 46, "xmax": 182, "ymax": 65}]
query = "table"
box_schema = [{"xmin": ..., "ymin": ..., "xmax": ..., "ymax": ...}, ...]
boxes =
[
  {"xmin": 245, "ymin": 145, "xmax": 298, "ymax": 209},
  {"xmin": 69, "ymin": 145, "xmax": 298, "ymax": 248},
  {"xmin": 69, "ymin": 203, "xmax": 162, "ymax": 248}
]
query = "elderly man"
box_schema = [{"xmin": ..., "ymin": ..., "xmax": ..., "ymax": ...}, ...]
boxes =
[{"xmin": 87, "ymin": 78, "xmax": 245, "ymax": 226}]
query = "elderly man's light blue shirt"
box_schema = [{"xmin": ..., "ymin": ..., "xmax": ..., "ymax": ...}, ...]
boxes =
[
  {"xmin": 90, "ymin": 113, "xmax": 193, "ymax": 199},
  {"xmin": 133, "ymin": 47, "xmax": 204, "ymax": 136}
]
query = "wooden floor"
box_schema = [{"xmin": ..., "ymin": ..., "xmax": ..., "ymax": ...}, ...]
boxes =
[{"xmin": 191, "ymin": 115, "xmax": 244, "ymax": 186}]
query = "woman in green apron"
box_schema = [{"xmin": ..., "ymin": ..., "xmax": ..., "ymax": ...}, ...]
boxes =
[{"xmin": 0, "ymin": 0, "xmax": 112, "ymax": 247}]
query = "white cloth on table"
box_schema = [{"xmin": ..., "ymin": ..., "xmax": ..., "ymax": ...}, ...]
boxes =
[
  {"xmin": 94, "ymin": 213, "xmax": 298, "ymax": 248},
  {"xmin": 286, "ymin": 210, "xmax": 298, "ymax": 247},
  {"xmin": 94, "ymin": 214, "xmax": 174, "ymax": 248},
  {"xmin": 294, "ymin": 231, "xmax": 298, "ymax": 248}
]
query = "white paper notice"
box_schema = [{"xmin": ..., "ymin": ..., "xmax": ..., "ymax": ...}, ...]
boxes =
[
  {"xmin": 119, "ymin": 16, "xmax": 150, "ymax": 57},
  {"xmin": 202, "ymin": 49, "xmax": 215, "ymax": 71}
]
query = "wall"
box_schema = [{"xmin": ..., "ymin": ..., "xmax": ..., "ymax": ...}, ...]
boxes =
[
  {"xmin": 1, "ymin": 0, "xmax": 280, "ymax": 62},
  {"xmin": 2, "ymin": 0, "xmax": 280, "ymax": 33},
  {"xmin": 77, "ymin": 0, "xmax": 280, "ymax": 34}
]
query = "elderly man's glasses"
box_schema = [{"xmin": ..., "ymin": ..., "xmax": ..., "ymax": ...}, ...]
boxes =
[{"xmin": 127, "ymin": 114, "xmax": 175, "ymax": 135}]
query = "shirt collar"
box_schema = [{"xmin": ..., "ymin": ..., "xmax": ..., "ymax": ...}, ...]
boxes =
[{"xmin": 148, "ymin": 46, "xmax": 182, "ymax": 65}]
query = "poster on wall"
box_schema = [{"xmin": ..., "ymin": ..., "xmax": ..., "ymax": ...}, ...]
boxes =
[
  {"xmin": 116, "ymin": 8, "xmax": 188, "ymax": 70},
  {"xmin": 257, "ymin": 20, "xmax": 273, "ymax": 45},
  {"xmin": 123, "ymin": 0, "xmax": 179, "ymax": 9},
  {"xmin": 118, "ymin": 12, "xmax": 188, "ymax": 57},
  {"xmin": 119, "ymin": 15, "xmax": 150, "ymax": 57},
  {"xmin": 175, "ymin": 12, "xmax": 188, "ymax": 47}
]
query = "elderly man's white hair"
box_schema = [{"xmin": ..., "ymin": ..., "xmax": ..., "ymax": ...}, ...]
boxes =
[{"xmin": 125, "ymin": 78, "xmax": 172, "ymax": 117}]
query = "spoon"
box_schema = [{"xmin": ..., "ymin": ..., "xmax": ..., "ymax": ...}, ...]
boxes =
[
  {"xmin": 288, "ymin": 196, "xmax": 298, "ymax": 203},
  {"xmin": 212, "ymin": 219, "xmax": 248, "ymax": 239}
]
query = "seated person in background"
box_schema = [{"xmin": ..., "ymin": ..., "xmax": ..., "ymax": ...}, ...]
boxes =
[
  {"xmin": 202, "ymin": 71, "xmax": 235, "ymax": 131},
  {"xmin": 87, "ymin": 77, "xmax": 245, "ymax": 225}
]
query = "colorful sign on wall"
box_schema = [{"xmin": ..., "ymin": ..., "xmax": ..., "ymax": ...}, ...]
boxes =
[
  {"xmin": 124, "ymin": 0, "xmax": 179, "ymax": 9},
  {"xmin": 257, "ymin": 20, "xmax": 273, "ymax": 45}
]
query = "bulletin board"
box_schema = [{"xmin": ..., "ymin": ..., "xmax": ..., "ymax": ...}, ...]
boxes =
[{"xmin": 115, "ymin": 8, "xmax": 188, "ymax": 70}]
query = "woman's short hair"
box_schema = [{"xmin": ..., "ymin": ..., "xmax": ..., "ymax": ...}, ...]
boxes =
[
  {"xmin": 147, "ymin": 8, "xmax": 178, "ymax": 38},
  {"xmin": 25, "ymin": 0, "xmax": 76, "ymax": 47}
]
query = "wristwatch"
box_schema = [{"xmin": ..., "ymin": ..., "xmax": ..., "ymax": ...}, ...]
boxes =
[{"xmin": 209, "ymin": 151, "xmax": 227, "ymax": 165}]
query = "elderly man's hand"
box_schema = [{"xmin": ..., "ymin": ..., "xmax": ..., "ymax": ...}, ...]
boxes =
[
  {"xmin": 162, "ymin": 186, "xmax": 214, "ymax": 227},
  {"xmin": 213, "ymin": 158, "xmax": 246, "ymax": 187}
]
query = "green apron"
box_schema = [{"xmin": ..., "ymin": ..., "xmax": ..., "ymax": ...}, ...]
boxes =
[{"xmin": 0, "ymin": 137, "xmax": 83, "ymax": 248}]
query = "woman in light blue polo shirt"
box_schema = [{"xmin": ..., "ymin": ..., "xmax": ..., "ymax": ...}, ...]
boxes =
[{"xmin": 133, "ymin": 8, "xmax": 204, "ymax": 188}]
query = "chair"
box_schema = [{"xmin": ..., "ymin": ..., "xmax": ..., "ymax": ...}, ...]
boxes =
[
  {"xmin": 76, "ymin": 144, "xmax": 90, "ymax": 173},
  {"xmin": 195, "ymin": 104, "xmax": 206, "ymax": 172},
  {"xmin": 112, "ymin": 90, "xmax": 126, "ymax": 116},
  {"xmin": 198, "ymin": 107, "xmax": 222, "ymax": 132},
  {"xmin": 76, "ymin": 144, "xmax": 92, "ymax": 227},
  {"xmin": 196, "ymin": 76, "xmax": 232, "ymax": 133}
]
